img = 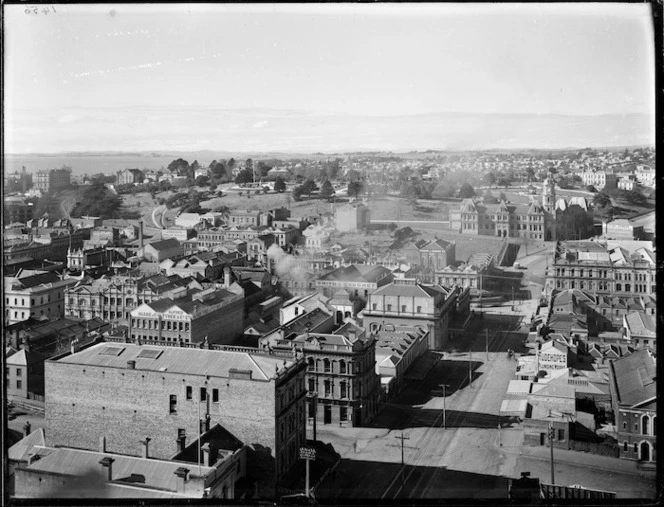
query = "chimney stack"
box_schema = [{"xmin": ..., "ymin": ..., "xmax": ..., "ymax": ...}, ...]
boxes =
[
  {"xmin": 223, "ymin": 266, "xmax": 231, "ymax": 287},
  {"xmin": 99, "ymin": 456, "xmax": 115, "ymax": 481},
  {"xmin": 201, "ymin": 443, "xmax": 216, "ymax": 466},
  {"xmin": 127, "ymin": 360, "xmax": 136, "ymax": 370},
  {"xmin": 174, "ymin": 467, "xmax": 190, "ymax": 493},
  {"xmin": 23, "ymin": 421, "xmax": 32, "ymax": 437},
  {"xmin": 139, "ymin": 220, "xmax": 144, "ymax": 250},
  {"xmin": 176, "ymin": 434, "xmax": 186, "ymax": 453},
  {"xmin": 141, "ymin": 437, "xmax": 151, "ymax": 459}
]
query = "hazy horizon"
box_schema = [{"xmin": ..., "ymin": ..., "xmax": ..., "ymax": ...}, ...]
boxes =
[{"xmin": 5, "ymin": 3, "xmax": 656, "ymax": 154}]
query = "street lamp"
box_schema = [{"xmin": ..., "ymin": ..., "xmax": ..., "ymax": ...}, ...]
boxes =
[{"xmin": 439, "ymin": 384, "xmax": 450, "ymax": 429}]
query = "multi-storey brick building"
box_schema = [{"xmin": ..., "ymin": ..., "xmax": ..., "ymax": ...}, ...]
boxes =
[
  {"xmin": 65, "ymin": 273, "xmax": 206, "ymax": 325},
  {"xmin": 545, "ymin": 240, "xmax": 656, "ymax": 298},
  {"xmin": 4, "ymin": 271, "xmax": 79, "ymax": 325},
  {"xmin": 45, "ymin": 343, "xmax": 307, "ymax": 495},
  {"xmin": 259, "ymin": 323, "xmax": 379, "ymax": 428},
  {"xmin": 33, "ymin": 168, "xmax": 71, "ymax": 193},
  {"xmin": 449, "ymin": 178, "xmax": 594, "ymax": 241},
  {"xmin": 315, "ymin": 264, "xmax": 393, "ymax": 301},
  {"xmin": 129, "ymin": 288, "xmax": 244, "ymax": 346},
  {"xmin": 362, "ymin": 278, "xmax": 467, "ymax": 350},
  {"xmin": 609, "ymin": 349, "xmax": 656, "ymax": 463},
  {"xmin": 3, "ymin": 196, "xmax": 34, "ymax": 226}
]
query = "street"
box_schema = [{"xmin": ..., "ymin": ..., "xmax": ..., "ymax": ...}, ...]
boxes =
[{"xmin": 315, "ymin": 292, "xmax": 657, "ymax": 500}]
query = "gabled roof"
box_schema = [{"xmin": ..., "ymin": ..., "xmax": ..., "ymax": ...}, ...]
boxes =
[
  {"xmin": 146, "ymin": 238, "xmax": 180, "ymax": 251},
  {"xmin": 610, "ymin": 349, "xmax": 656, "ymax": 407},
  {"xmin": 624, "ymin": 311, "xmax": 656, "ymax": 338},
  {"xmin": 8, "ymin": 428, "xmax": 46, "ymax": 463}
]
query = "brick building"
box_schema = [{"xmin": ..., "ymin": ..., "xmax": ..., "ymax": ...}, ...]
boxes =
[
  {"xmin": 4, "ymin": 271, "xmax": 79, "ymax": 325},
  {"xmin": 545, "ymin": 240, "xmax": 656, "ymax": 298},
  {"xmin": 315, "ymin": 264, "xmax": 393, "ymax": 301},
  {"xmin": 33, "ymin": 168, "xmax": 71, "ymax": 193},
  {"xmin": 362, "ymin": 278, "xmax": 464, "ymax": 350},
  {"xmin": 129, "ymin": 288, "xmax": 244, "ymax": 346},
  {"xmin": 45, "ymin": 343, "xmax": 308, "ymax": 495},
  {"xmin": 609, "ymin": 349, "xmax": 656, "ymax": 463}
]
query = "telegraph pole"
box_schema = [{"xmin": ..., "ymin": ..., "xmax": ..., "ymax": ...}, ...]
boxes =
[
  {"xmin": 395, "ymin": 433, "xmax": 410, "ymax": 466},
  {"xmin": 469, "ymin": 349, "xmax": 473, "ymax": 388},
  {"xmin": 439, "ymin": 384, "xmax": 450, "ymax": 429},
  {"xmin": 549, "ymin": 423, "xmax": 555, "ymax": 485}
]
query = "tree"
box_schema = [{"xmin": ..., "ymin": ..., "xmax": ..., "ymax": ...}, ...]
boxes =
[
  {"xmin": 347, "ymin": 169, "xmax": 362, "ymax": 182},
  {"xmin": 274, "ymin": 177, "xmax": 286, "ymax": 193},
  {"xmin": 593, "ymin": 192, "xmax": 612, "ymax": 208},
  {"xmin": 526, "ymin": 167, "xmax": 535, "ymax": 181},
  {"xmin": 624, "ymin": 189, "xmax": 646, "ymax": 205},
  {"xmin": 167, "ymin": 158, "xmax": 190, "ymax": 176},
  {"xmin": 400, "ymin": 181, "xmax": 419, "ymax": 205},
  {"xmin": 459, "ymin": 182, "xmax": 476, "ymax": 199},
  {"xmin": 195, "ymin": 175, "xmax": 210, "ymax": 187},
  {"xmin": 498, "ymin": 191, "xmax": 508, "ymax": 202},
  {"xmin": 320, "ymin": 180, "xmax": 335, "ymax": 201},
  {"xmin": 483, "ymin": 190, "xmax": 498, "ymax": 204},
  {"xmin": 292, "ymin": 186, "xmax": 303, "ymax": 201},
  {"xmin": 234, "ymin": 169, "xmax": 253, "ymax": 185},
  {"xmin": 209, "ymin": 160, "xmax": 227, "ymax": 179},
  {"xmin": 586, "ymin": 185, "xmax": 598, "ymax": 193},
  {"xmin": 300, "ymin": 178, "xmax": 318, "ymax": 197},
  {"xmin": 483, "ymin": 172, "xmax": 496, "ymax": 188},
  {"xmin": 245, "ymin": 158, "xmax": 254, "ymax": 173},
  {"xmin": 256, "ymin": 161, "xmax": 272, "ymax": 179},
  {"xmin": 347, "ymin": 180, "xmax": 364, "ymax": 199}
]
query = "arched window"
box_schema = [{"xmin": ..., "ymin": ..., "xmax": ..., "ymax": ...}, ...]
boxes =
[
  {"xmin": 642, "ymin": 415, "xmax": 649, "ymax": 435},
  {"xmin": 633, "ymin": 443, "xmax": 638, "ymax": 454},
  {"xmin": 324, "ymin": 359, "xmax": 331, "ymax": 373},
  {"xmin": 339, "ymin": 361, "xmax": 346, "ymax": 374},
  {"xmin": 307, "ymin": 357, "xmax": 314, "ymax": 371},
  {"xmin": 340, "ymin": 381, "xmax": 347, "ymax": 399},
  {"xmin": 623, "ymin": 441, "xmax": 628, "ymax": 452},
  {"xmin": 653, "ymin": 416, "xmax": 657, "ymax": 436}
]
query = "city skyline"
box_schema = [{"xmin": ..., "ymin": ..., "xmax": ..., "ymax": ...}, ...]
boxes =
[{"xmin": 4, "ymin": 3, "xmax": 656, "ymax": 153}]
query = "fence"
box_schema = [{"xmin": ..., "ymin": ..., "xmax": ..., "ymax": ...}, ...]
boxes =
[
  {"xmin": 569, "ymin": 439, "xmax": 620, "ymax": 458},
  {"xmin": 540, "ymin": 483, "xmax": 616, "ymax": 500}
]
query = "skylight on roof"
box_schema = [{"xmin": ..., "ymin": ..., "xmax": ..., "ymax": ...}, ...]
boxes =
[
  {"xmin": 137, "ymin": 349, "xmax": 163, "ymax": 360},
  {"xmin": 98, "ymin": 346, "xmax": 125, "ymax": 356}
]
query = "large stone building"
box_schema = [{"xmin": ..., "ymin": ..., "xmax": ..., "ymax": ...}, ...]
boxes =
[
  {"xmin": 315, "ymin": 264, "xmax": 393, "ymax": 301},
  {"xmin": 361, "ymin": 278, "xmax": 466, "ymax": 350},
  {"xmin": 44, "ymin": 343, "xmax": 307, "ymax": 495},
  {"xmin": 259, "ymin": 323, "xmax": 380, "ymax": 428},
  {"xmin": 116, "ymin": 168, "xmax": 144, "ymax": 185},
  {"xmin": 334, "ymin": 202, "xmax": 371, "ymax": 232},
  {"xmin": 545, "ymin": 240, "xmax": 656, "ymax": 298},
  {"xmin": 4, "ymin": 271, "xmax": 80, "ymax": 325},
  {"xmin": 33, "ymin": 168, "xmax": 71, "ymax": 193},
  {"xmin": 609, "ymin": 349, "xmax": 656, "ymax": 463},
  {"xmin": 449, "ymin": 178, "xmax": 594, "ymax": 241},
  {"xmin": 65, "ymin": 273, "xmax": 207, "ymax": 325},
  {"xmin": 129, "ymin": 288, "xmax": 244, "ymax": 346}
]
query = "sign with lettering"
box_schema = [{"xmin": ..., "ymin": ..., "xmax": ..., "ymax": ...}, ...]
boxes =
[
  {"xmin": 299, "ymin": 447, "xmax": 316, "ymax": 461},
  {"xmin": 163, "ymin": 307, "xmax": 189, "ymax": 320}
]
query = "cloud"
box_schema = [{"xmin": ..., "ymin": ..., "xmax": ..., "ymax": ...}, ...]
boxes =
[{"xmin": 253, "ymin": 120, "xmax": 269, "ymax": 129}]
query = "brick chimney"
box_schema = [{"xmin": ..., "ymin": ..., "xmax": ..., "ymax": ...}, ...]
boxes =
[
  {"xmin": 127, "ymin": 360, "xmax": 136, "ymax": 370},
  {"xmin": 99, "ymin": 456, "xmax": 115, "ymax": 481},
  {"xmin": 201, "ymin": 443, "xmax": 213, "ymax": 466},
  {"xmin": 223, "ymin": 266, "xmax": 231, "ymax": 287},
  {"xmin": 176, "ymin": 434, "xmax": 186, "ymax": 453},
  {"xmin": 174, "ymin": 467, "xmax": 190, "ymax": 493},
  {"xmin": 23, "ymin": 421, "xmax": 31, "ymax": 437}
]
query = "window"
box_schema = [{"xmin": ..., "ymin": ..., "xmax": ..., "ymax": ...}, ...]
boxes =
[
  {"xmin": 642, "ymin": 416, "xmax": 649, "ymax": 435},
  {"xmin": 623, "ymin": 441, "xmax": 628, "ymax": 452},
  {"xmin": 372, "ymin": 303, "xmax": 377, "ymax": 310},
  {"xmin": 17, "ymin": 380, "xmax": 22, "ymax": 389},
  {"xmin": 340, "ymin": 381, "xmax": 347, "ymax": 399},
  {"xmin": 307, "ymin": 357, "xmax": 314, "ymax": 371},
  {"xmin": 324, "ymin": 359, "xmax": 331, "ymax": 373},
  {"xmin": 417, "ymin": 306, "xmax": 422, "ymax": 313},
  {"xmin": 340, "ymin": 405, "xmax": 348, "ymax": 421},
  {"xmin": 401, "ymin": 305, "xmax": 406, "ymax": 312},
  {"xmin": 634, "ymin": 443, "xmax": 638, "ymax": 453},
  {"xmin": 387, "ymin": 304, "xmax": 392, "ymax": 311},
  {"xmin": 324, "ymin": 380, "xmax": 331, "ymax": 397},
  {"xmin": 212, "ymin": 389, "xmax": 219, "ymax": 403},
  {"xmin": 339, "ymin": 361, "xmax": 346, "ymax": 374},
  {"xmin": 16, "ymin": 369, "xmax": 21, "ymax": 377},
  {"xmin": 186, "ymin": 386, "xmax": 192, "ymax": 400},
  {"xmin": 558, "ymin": 429, "xmax": 565, "ymax": 441},
  {"xmin": 308, "ymin": 378, "xmax": 316, "ymax": 393},
  {"xmin": 200, "ymin": 388, "xmax": 207, "ymax": 401},
  {"xmin": 169, "ymin": 395, "xmax": 177, "ymax": 413}
]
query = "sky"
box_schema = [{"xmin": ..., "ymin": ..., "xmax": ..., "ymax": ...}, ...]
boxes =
[{"xmin": 4, "ymin": 3, "xmax": 656, "ymax": 153}]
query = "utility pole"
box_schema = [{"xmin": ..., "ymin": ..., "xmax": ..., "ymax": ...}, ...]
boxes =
[
  {"xmin": 394, "ymin": 433, "xmax": 410, "ymax": 467},
  {"xmin": 439, "ymin": 384, "xmax": 450, "ymax": 429},
  {"xmin": 548, "ymin": 423, "xmax": 555, "ymax": 485},
  {"xmin": 469, "ymin": 349, "xmax": 473, "ymax": 388},
  {"xmin": 486, "ymin": 329, "xmax": 489, "ymax": 361}
]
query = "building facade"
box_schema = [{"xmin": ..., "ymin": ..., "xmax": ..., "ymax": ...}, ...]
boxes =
[
  {"xmin": 44, "ymin": 343, "xmax": 307, "ymax": 494},
  {"xmin": 33, "ymin": 168, "xmax": 71, "ymax": 193},
  {"xmin": 4, "ymin": 272, "xmax": 79, "ymax": 325}
]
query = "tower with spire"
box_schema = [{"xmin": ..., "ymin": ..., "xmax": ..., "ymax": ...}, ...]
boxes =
[{"xmin": 541, "ymin": 175, "xmax": 556, "ymax": 213}]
